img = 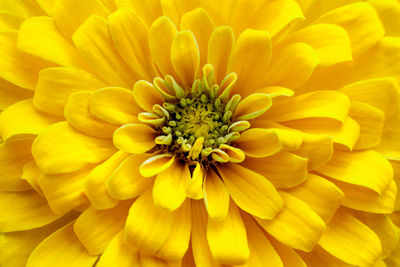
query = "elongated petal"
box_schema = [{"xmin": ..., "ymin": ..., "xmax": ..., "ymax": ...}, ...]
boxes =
[
  {"xmin": 53, "ymin": 0, "xmax": 109, "ymax": 38},
  {"xmin": 139, "ymin": 154, "xmax": 175, "ymax": 177},
  {"xmin": 257, "ymin": 192, "xmax": 326, "ymax": 252},
  {"xmin": 282, "ymin": 24, "xmax": 352, "ymax": 66},
  {"xmin": 0, "ymin": 31, "xmax": 52, "ymax": 90},
  {"xmin": 65, "ymin": 91, "xmax": 117, "ymax": 139},
  {"xmin": 18, "ymin": 16, "xmax": 87, "ymax": 69},
  {"xmin": 268, "ymin": 237, "xmax": 306, "ymax": 267},
  {"xmin": 180, "ymin": 8, "xmax": 215, "ymax": 69},
  {"xmin": 125, "ymin": 189, "xmax": 174, "ymax": 254},
  {"xmin": 203, "ymin": 169, "xmax": 229, "ymax": 221},
  {"xmin": 133, "ymin": 80, "xmax": 163, "ymax": 112},
  {"xmin": 109, "ymin": 7, "xmax": 156, "ymax": 81},
  {"xmin": 234, "ymin": 93, "xmax": 272, "ymax": 120},
  {"xmin": 96, "ymin": 231, "xmax": 140, "ymax": 267},
  {"xmin": 241, "ymin": 151, "xmax": 308, "ymax": 189},
  {"xmin": 316, "ymin": 149, "xmax": 393, "ymax": 194},
  {"xmin": 34, "ymin": 67, "xmax": 107, "ymax": 116},
  {"xmin": 185, "ymin": 162, "xmax": 203, "ymax": 200},
  {"xmin": 228, "ymin": 29, "xmax": 271, "ymax": 94},
  {"xmin": 376, "ymin": 109, "xmax": 400, "ymax": 158},
  {"xmin": 84, "ymin": 151, "xmax": 128, "ymax": 209},
  {"xmin": 38, "ymin": 168, "xmax": 91, "ymax": 214},
  {"xmin": 153, "ymin": 161, "xmax": 190, "ymax": 211},
  {"xmin": 32, "ymin": 122, "xmax": 116, "ymax": 174},
  {"xmin": 106, "ymin": 154, "xmax": 153, "ymax": 200},
  {"xmin": 72, "ymin": 15, "xmax": 136, "ymax": 87},
  {"xmin": 0, "ymin": 190, "xmax": 60, "ymax": 232},
  {"xmin": 287, "ymin": 174, "xmax": 344, "ymax": 222},
  {"xmin": 27, "ymin": 222, "xmax": 98, "ymax": 267},
  {"xmin": 74, "ymin": 201, "xmax": 131, "ymax": 255},
  {"xmin": 0, "ymin": 77, "xmax": 32, "ymax": 110},
  {"xmin": 218, "ymin": 163, "xmax": 283, "ymax": 220},
  {"xmin": 263, "ymin": 42, "xmax": 319, "ymax": 89},
  {"xmin": 22, "ymin": 160, "xmax": 42, "ymax": 194},
  {"xmin": 315, "ymin": 2, "xmax": 384, "ymax": 56},
  {"xmin": 207, "ymin": 201, "xmax": 249, "ymax": 265},
  {"xmin": 113, "ymin": 124, "xmax": 156, "ymax": 154},
  {"xmin": 241, "ymin": 214, "xmax": 283, "ymax": 267},
  {"xmin": 264, "ymin": 90, "xmax": 350, "ymax": 123},
  {"xmin": 368, "ymin": 0, "xmax": 400, "ymax": 36},
  {"xmin": 0, "ymin": 138, "xmax": 33, "ymax": 191},
  {"xmin": 318, "ymin": 209, "xmax": 382, "ymax": 266},
  {"xmin": 155, "ymin": 200, "xmax": 191, "ymax": 261},
  {"xmin": 171, "ymin": 31, "xmax": 200, "ymax": 87},
  {"xmin": 234, "ymin": 128, "xmax": 282, "ymax": 158},
  {"xmin": 149, "ymin": 16, "xmax": 178, "ymax": 77}
]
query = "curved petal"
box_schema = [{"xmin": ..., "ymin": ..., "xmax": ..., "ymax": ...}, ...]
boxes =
[
  {"xmin": 133, "ymin": 80, "xmax": 163, "ymax": 112},
  {"xmin": 233, "ymin": 128, "xmax": 282, "ymax": 158},
  {"xmin": 139, "ymin": 154, "xmax": 175, "ymax": 177},
  {"xmin": 113, "ymin": 124, "xmax": 156, "ymax": 154},
  {"xmin": 203, "ymin": 168, "xmax": 229, "ymax": 221},
  {"xmin": 234, "ymin": 93, "xmax": 272, "ymax": 120}
]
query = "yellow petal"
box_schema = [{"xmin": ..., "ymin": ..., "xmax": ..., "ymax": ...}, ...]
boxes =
[
  {"xmin": 64, "ymin": 91, "xmax": 117, "ymax": 139},
  {"xmin": 234, "ymin": 93, "xmax": 272, "ymax": 120},
  {"xmin": 376, "ymin": 109, "xmax": 400, "ymax": 158},
  {"xmin": 180, "ymin": 8, "xmax": 215, "ymax": 70},
  {"xmin": 293, "ymin": 133, "xmax": 334, "ymax": 170},
  {"xmin": 159, "ymin": 0, "xmax": 201, "ymax": 27},
  {"xmin": 0, "ymin": 31, "xmax": 52, "ymax": 90},
  {"xmin": 96, "ymin": 231, "xmax": 140, "ymax": 267},
  {"xmin": 109, "ymin": 7, "xmax": 156, "ymax": 81},
  {"xmin": 256, "ymin": 192, "xmax": 326, "ymax": 252},
  {"xmin": 355, "ymin": 213, "xmax": 399, "ymax": 258},
  {"xmin": 34, "ymin": 67, "xmax": 107, "ymax": 116},
  {"xmin": 149, "ymin": 16, "xmax": 178, "ymax": 77},
  {"xmin": 318, "ymin": 209, "xmax": 382, "ymax": 266},
  {"xmin": 314, "ymin": 2, "xmax": 384, "ymax": 56},
  {"xmin": 0, "ymin": 138, "xmax": 33, "ymax": 191},
  {"xmin": 74, "ymin": 201, "xmax": 131, "ymax": 255},
  {"xmin": 0, "ymin": 99, "xmax": 61, "ymax": 141},
  {"xmin": 282, "ymin": 24, "xmax": 352, "ymax": 66},
  {"xmin": 72, "ymin": 15, "xmax": 136, "ymax": 87},
  {"xmin": 207, "ymin": 26, "xmax": 234, "ymax": 84},
  {"xmin": 191, "ymin": 200, "xmax": 219, "ymax": 267},
  {"xmin": 106, "ymin": 154, "xmax": 153, "ymax": 200},
  {"xmin": 171, "ymin": 31, "xmax": 200, "ymax": 87},
  {"xmin": 241, "ymin": 213, "xmax": 283, "ymax": 267},
  {"xmin": 207, "ymin": 201, "xmax": 249, "ymax": 265},
  {"xmin": 153, "ymin": 161, "xmax": 190, "ymax": 211},
  {"xmin": 0, "ymin": 11, "xmax": 24, "ymax": 30},
  {"xmin": 0, "ymin": 77, "xmax": 32, "ymax": 110},
  {"xmin": 140, "ymin": 253, "xmax": 178, "ymax": 267},
  {"xmin": 0, "ymin": 190, "xmax": 60, "ymax": 232},
  {"xmin": 38, "ymin": 168, "xmax": 91, "ymax": 214},
  {"xmin": 36, "ymin": 0, "xmax": 56, "ymax": 15},
  {"xmin": 316, "ymin": 149, "xmax": 393, "ymax": 194},
  {"xmin": 264, "ymin": 90, "xmax": 350, "ymax": 123},
  {"xmin": 133, "ymin": 80, "xmax": 163, "ymax": 112},
  {"xmin": 233, "ymin": 128, "xmax": 282, "ymax": 158},
  {"xmin": 228, "ymin": 29, "xmax": 271, "ymax": 95},
  {"xmin": 113, "ymin": 124, "xmax": 156, "ymax": 154},
  {"xmin": 368, "ymin": 0, "xmax": 400, "ymax": 37},
  {"xmin": 333, "ymin": 179, "xmax": 396, "ymax": 214},
  {"xmin": 203, "ymin": 168, "xmax": 229, "ymax": 221},
  {"xmin": 185, "ymin": 162, "xmax": 204, "ymax": 200},
  {"xmin": 287, "ymin": 174, "xmax": 344, "ymax": 222},
  {"xmin": 263, "ymin": 42, "xmax": 319, "ymax": 89},
  {"xmin": 0, "ymin": 212, "xmax": 78, "ymax": 267},
  {"xmin": 268, "ymin": 237, "xmax": 307, "ymax": 267},
  {"xmin": 139, "ymin": 154, "xmax": 175, "ymax": 177},
  {"xmin": 18, "ymin": 16, "xmax": 87, "ymax": 69},
  {"xmin": 218, "ymin": 163, "xmax": 283, "ymax": 220},
  {"xmin": 299, "ymin": 245, "xmax": 355, "ymax": 267},
  {"xmin": 349, "ymin": 101, "xmax": 384, "ymax": 150},
  {"xmin": 84, "ymin": 151, "xmax": 128, "ymax": 209},
  {"xmin": 27, "ymin": 222, "xmax": 98, "ymax": 267},
  {"xmin": 89, "ymin": 87, "xmax": 141, "ymax": 125},
  {"xmin": 22, "ymin": 160, "xmax": 42, "ymax": 194},
  {"xmin": 53, "ymin": 0, "xmax": 109, "ymax": 38},
  {"xmin": 218, "ymin": 144, "xmax": 245, "ymax": 163},
  {"xmin": 32, "ymin": 122, "xmax": 116, "ymax": 174},
  {"xmin": 118, "ymin": 0, "xmax": 162, "ymax": 26},
  {"xmin": 125, "ymin": 189, "xmax": 174, "ymax": 254},
  {"xmin": 241, "ymin": 151, "xmax": 308, "ymax": 189},
  {"xmin": 339, "ymin": 77, "xmax": 400, "ymax": 120},
  {"xmin": 155, "ymin": 200, "xmax": 191, "ymax": 261}
]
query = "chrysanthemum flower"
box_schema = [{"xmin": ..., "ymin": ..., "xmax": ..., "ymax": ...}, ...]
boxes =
[{"xmin": 1, "ymin": 0, "xmax": 400, "ymax": 266}]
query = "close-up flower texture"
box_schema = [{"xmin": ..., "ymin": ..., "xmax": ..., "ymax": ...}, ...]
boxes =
[{"xmin": 2, "ymin": 0, "xmax": 400, "ymax": 266}]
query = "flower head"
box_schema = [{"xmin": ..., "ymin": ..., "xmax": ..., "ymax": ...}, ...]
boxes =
[{"xmin": 1, "ymin": 0, "xmax": 400, "ymax": 266}]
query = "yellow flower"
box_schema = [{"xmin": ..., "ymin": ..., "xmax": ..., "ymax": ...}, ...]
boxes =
[{"xmin": 1, "ymin": 0, "xmax": 400, "ymax": 266}]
